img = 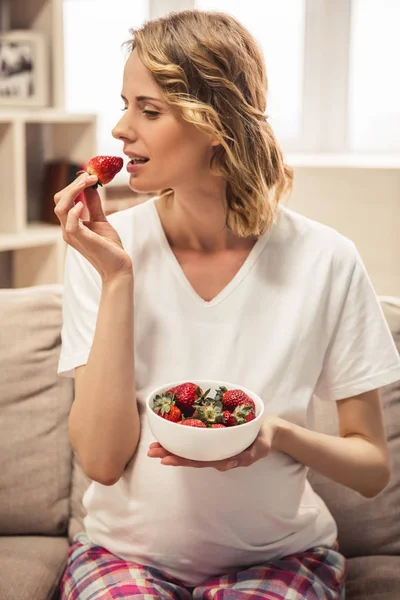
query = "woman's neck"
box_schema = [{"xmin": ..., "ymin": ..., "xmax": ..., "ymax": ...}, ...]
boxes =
[{"xmin": 155, "ymin": 193, "xmax": 257, "ymax": 254}]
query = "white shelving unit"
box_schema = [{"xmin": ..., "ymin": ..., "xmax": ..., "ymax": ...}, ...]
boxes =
[{"xmin": 0, "ymin": 0, "xmax": 97, "ymax": 288}]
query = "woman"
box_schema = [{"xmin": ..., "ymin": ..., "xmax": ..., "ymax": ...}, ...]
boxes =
[{"xmin": 55, "ymin": 9, "xmax": 400, "ymax": 600}]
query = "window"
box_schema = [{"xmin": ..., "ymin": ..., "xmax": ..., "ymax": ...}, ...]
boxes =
[
  {"xmin": 63, "ymin": 0, "xmax": 149, "ymax": 184},
  {"xmin": 196, "ymin": 0, "xmax": 306, "ymax": 146},
  {"xmin": 63, "ymin": 0, "xmax": 400, "ymax": 169},
  {"xmin": 348, "ymin": 0, "xmax": 400, "ymax": 152}
]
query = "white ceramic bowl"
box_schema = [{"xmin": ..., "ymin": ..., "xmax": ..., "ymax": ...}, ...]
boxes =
[{"xmin": 146, "ymin": 379, "xmax": 265, "ymax": 462}]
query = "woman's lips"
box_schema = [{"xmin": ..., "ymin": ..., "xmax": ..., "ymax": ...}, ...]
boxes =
[{"xmin": 127, "ymin": 160, "xmax": 149, "ymax": 173}]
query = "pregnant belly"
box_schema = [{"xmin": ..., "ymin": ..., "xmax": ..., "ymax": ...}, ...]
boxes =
[{"xmin": 82, "ymin": 442, "xmax": 321, "ymax": 582}]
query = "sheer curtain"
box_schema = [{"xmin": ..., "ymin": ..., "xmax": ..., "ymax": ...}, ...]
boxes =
[{"xmin": 63, "ymin": 0, "xmax": 149, "ymax": 183}]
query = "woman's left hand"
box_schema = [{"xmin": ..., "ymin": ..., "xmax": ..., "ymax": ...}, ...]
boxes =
[{"xmin": 147, "ymin": 417, "xmax": 280, "ymax": 471}]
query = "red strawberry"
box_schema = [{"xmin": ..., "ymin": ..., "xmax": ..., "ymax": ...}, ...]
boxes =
[
  {"xmin": 180, "ymin": 418, "xmax": 207, "ymax": 428},
  {"xmin": 165, "ymin": 382, "xmax": 209, "ymax": 416},
  {"xmin": 80, "ymin": 155, "xmax": 123, "ymax": 189},
  {"xmin": 215, "ymin": 386, "xmax": 256, "ymax": 413},
  {"xmin": 222, "ymin": 410, "xmax": 236, "ymax": 427},
  {"xmin": 163, "ymin": 405, "xmax": 182, "ymax": 423},
  {"xmin": 232, "ymin": 404, "xmax": 256, "ymax": 424},
  {"xmin": 152, "ymin": 393, "xmax": 182, "ymax": 423},
  {"xmin": 210, "ymin": 423, "xmax": 226, "ymax": 428}
]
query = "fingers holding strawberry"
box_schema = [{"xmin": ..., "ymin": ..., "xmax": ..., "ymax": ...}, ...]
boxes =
[
  {"xmin": 75, "ymin": 155, "xmax": 123, "ymax": 223},
  {"xmin": 53, "ymin": 173, "xmax": 97, "ymax": 228},
  {"xmin": 53, "ymin": 156, "xmax": 133, "ymax": 283}
]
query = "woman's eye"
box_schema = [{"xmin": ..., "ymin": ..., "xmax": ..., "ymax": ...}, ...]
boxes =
[
  {"xmin": 143, "ymin": 110, "xmax": 160, "ymax": 119},
  {"xmin": 119, "ymin": 107, "xmax": 159, "ymax": 118}
]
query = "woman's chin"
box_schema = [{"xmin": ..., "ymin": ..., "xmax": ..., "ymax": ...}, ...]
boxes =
[{"xmin": 128, "ymin": 179, "xmax": 158, "ymax": 194}]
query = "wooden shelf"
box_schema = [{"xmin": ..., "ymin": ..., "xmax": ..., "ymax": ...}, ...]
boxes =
[
  {"xmin": 0, "ymin": 223, "xmax": 61, "ymax": 252},
  {"xmin": 0, "ymin": 110, "xmax": 96, "ymax": 124}
]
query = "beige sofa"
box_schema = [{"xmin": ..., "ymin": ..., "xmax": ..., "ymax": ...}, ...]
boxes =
[{"xmin": 0, "ymin": 284, "xmax": 399, "ymax": 600}]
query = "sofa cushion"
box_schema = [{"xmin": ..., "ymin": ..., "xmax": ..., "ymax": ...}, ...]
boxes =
[
  {"xmin": 308, "ymin": 297, "xmax": 400, "ymax": 557},
  {"xmin": 0, "ymin": 535, "xmax": 69, "ymax": 600},
  {"xmin": 0, "ymin": 285, "xmax": 74, "ymax": 535},
  {"xmin": 346, "ymin": 556, "xmax": 400, "ymax": 600}
]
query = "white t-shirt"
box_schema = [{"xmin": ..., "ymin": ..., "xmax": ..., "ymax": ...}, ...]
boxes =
[{"xmin": 58, "ymin": 196, "xmax": 400, "ymax": 585}]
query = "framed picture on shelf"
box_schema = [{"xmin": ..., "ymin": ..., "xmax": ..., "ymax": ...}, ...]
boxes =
[{"xmin": 0, "ymin": 30, "xmax": 49, "ymax": 107}]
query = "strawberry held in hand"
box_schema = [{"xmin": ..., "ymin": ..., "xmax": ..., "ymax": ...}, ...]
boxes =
[{"xmin": 78, "ymin": 156, "xmax": 124, "ymax": 189}]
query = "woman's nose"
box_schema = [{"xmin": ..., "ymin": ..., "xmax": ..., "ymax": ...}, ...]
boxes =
[
  {"xmin": 112, "ymin": 113, "xmax": 135, "ymax": 141},
  {"xmin": 112, "ymin": 118, "xmax": 125, "ymax": 141}
]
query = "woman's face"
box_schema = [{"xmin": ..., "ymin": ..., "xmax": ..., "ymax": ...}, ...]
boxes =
[{"xmin": 112, "ymin": 49, "xmax": 217, "ymax": 193}]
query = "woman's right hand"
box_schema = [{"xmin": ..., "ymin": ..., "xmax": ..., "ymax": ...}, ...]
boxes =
[{"xmin": 54, "ymin": 173, "xmax": 133, "ymax": 282}]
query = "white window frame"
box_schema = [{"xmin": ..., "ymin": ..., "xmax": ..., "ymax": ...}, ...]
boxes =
[
  {"xmin": 301, "ymin": 0, "xmax": 351, "ymax": 152},
  {"xmin": 149, "ymin": 0, "xmax": 353, "ymax": 154}
]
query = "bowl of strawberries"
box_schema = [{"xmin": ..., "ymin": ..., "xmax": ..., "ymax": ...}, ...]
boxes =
[{"xmin": 145, "ymin": 380, "xmax": 265, "ymax": 461}]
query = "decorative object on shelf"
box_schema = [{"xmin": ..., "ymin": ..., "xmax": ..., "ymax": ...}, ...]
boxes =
[
  {"xmin": 0, "ymin": 29, "xmax": 49, "ymax": 107},
  {"xmin": 41, "ymin": 160, "xmax": 86, "ymax": 225}
]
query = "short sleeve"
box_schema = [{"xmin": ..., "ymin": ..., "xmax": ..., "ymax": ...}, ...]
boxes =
[
  {"xmin": 314, "ymin": 243, "xmax": 400, "ymax": 401},
  {"xmin": 57, "ymin": 245, "xmax": 102, "ymax": 378}
]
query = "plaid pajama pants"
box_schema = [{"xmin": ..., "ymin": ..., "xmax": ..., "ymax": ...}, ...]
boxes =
[{"xmin": 60, "ymin": 531, "xmax": 347, "ymax": 599}]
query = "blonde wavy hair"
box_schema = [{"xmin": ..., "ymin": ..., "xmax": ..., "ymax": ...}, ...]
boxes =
[{"xmin": 125, "ymin": 9, "xmax": 293, "ymax": 237}]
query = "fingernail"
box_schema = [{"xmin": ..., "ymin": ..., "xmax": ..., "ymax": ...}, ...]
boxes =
[{"xmin": 227, "ymin": 460, "xmax": 238, "ymax": 469}]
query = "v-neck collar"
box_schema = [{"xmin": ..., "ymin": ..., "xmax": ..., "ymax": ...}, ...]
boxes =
[{"xmin": 149, "ymin": 196, "xmax": 273, "ymax": 309}]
